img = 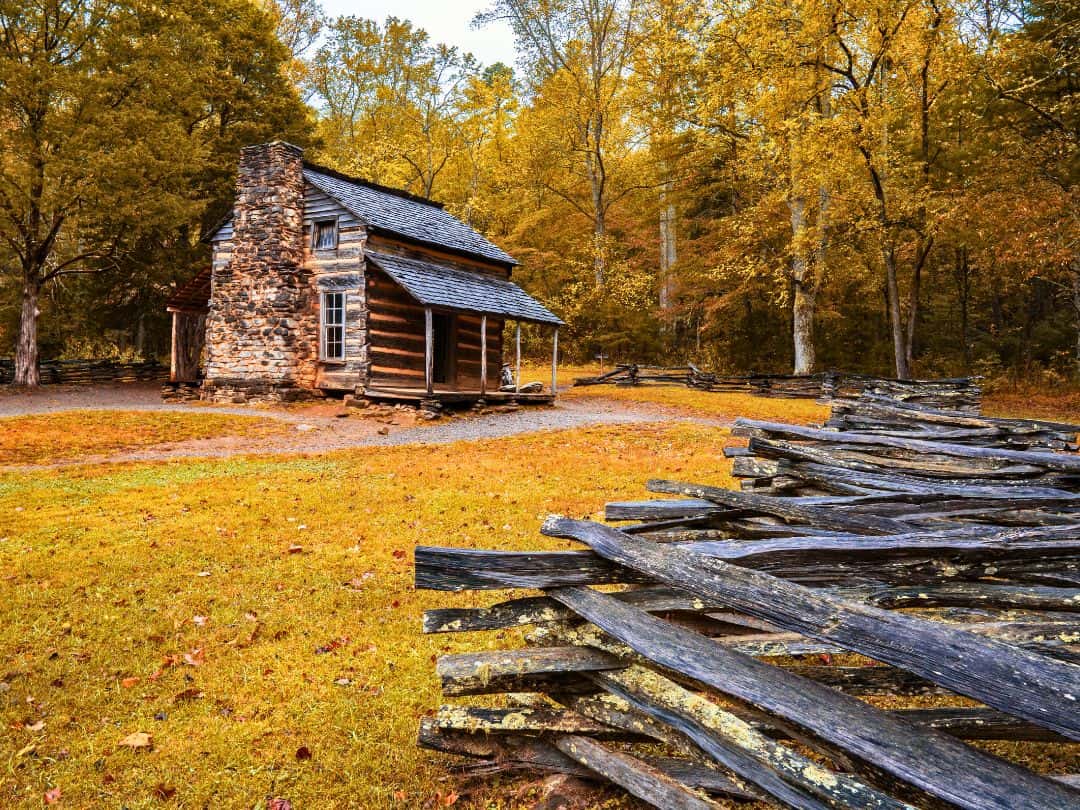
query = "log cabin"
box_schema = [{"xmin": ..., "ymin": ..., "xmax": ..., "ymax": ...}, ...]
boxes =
[{"xmin": 165, "ymin": 141, "xmax": 562, "ymax": 405}]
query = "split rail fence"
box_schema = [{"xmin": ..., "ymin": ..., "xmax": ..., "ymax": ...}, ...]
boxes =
[
  {"xmin": 0, "ymin": 359, "xmax": 166, "ymax": 386},
  {"xmin": 415, "ymin": 385, "xmax": 1080, "ymax": 809},
  {"xmin": 574, "ymin": 365, "xmax": 981, "ymax": 411}
]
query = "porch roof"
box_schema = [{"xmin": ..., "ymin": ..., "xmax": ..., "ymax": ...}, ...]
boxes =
[
  {"xmin": 366, "ymin": 251, "xmax": 563, "ymax": 326},
  {"xmin": 165, "ymin": 267, "xmax": 211, "ymax": 312}
]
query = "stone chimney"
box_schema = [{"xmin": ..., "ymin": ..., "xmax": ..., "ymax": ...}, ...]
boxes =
[{"xmin": 203, "ymin": 142, "xmax": 315, "ymax": 399}]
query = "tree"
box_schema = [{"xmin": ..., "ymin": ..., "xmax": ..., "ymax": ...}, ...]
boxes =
[
  {"xmin": 975, "ymin": 0, "xmax": 1079, "ymax": 374},
  {"xmin": 0, "ymin": 0, "xmax": 312, "ymax": 385},
  {"xmin": 310, "ymin": 16, "xmax": 481, "ymax": 199},
  {"xmin": 629, "ymin": 0, "xmax": 709, "ymax": 336},
  {"xmin": 477, "ymin": 0, "xmax": 645, "ymax": 284},
  {"xmin": 263, "ymin": 0, "xmax": 326, "ymax": 90},
  {"xmin": 706, "ymin": 0, "xmax": 847, "ymax": 374}
]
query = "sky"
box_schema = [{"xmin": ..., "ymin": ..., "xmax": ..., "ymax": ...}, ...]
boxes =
[{"xmin": 320, "ymin": 1, "xmax": 519, "ymax": 68}]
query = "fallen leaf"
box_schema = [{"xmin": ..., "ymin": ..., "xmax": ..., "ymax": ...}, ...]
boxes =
[
  {"xmin": 287, "ymin": 545, "xmax": 303, "ymax": 554},
  {"xmin": 121, "ymin": 677, "xmax": 140, "ymax": 688},
  {"xmin": 118, "ymin": 731, "xmax": 152, "ymax": 750},
  {"xmin": 44, "ymin": 787, "xmax": 61, "ymax": 804},
  {"xmin": 192, "ymin": 615, "xmax": 208, "ymax": 627},
  {"xmin": 182, "ymin": 648, "xmax": 205, "ymax": 666},
  {"xmin": 295, "ymin": 745, "xmax": 312, "ymax": 761},
  {"xmin": 314, "ymin": 637, "xmax": 348, "ymax": 655},
  {"xmin": 153, "ymin": 783, "xmax": 177, "ymax": 800},
  {"xmin": 267, "ymin": 800, "xmax": 292, "ymax": 810},
  {"xmin": 391, "ymin": 549, "xmax": 406, "ymax": 560},
  {"xmin": 25, "ymin": 720, "xmax": 45, "ymax": 732},
  {"xmin": 173, "ymin": 687, "xmax": 203, "ymax": 703},
  {"xmin": 232, "ymin": 620, "xmax": 262, "ymax": 649}
]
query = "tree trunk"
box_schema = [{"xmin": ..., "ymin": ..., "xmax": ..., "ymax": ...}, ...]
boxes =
[
  {"xmin": 658, "ymin": 197, "xmax": 677, "ymax": 312},
  {"xmin": 585, "ymin": 109, "xmax": 607, "ymax": 285},
  {"xmin": 953, "ymin": 246, "xmax": 972, "ymax": 371},
  {"xmin": 884, "ymin": 242, "xmax": 910, "ymax": 379},
  {"xmin": 792, "ymin": 282, "xmax": 816, "ymax": 375},
  {"xmin": 15, "ymin": 278, "xmax": 41, "ymax": 387},
  {"xmin": 1072, "ymin": 259, "xmax": 1080, "ymax": 380},
  {"xmin": 593, "ymin": 209, "xmax": 606, "ymax": 285},
  {"xmin": 904, "ymin": 254, "xmax": 922, "ymax": 374},
  {"xmin": 789, "ymin": 194, "xmax": 816, "ymax": 375},
  {"xmin": 658, "ymin": 169, "xmax": 678, "ymax": 348}
]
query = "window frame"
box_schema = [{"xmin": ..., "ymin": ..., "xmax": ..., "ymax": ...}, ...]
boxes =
[
  {"xmin": 320, "ymin": 290, "xmax": 347, "ymax": 363},
  {"xmin": 311, "ymin": 217, "xmax": 339, "ymax": 251}
]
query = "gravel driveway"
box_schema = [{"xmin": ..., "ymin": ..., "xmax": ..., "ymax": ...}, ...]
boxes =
[{"xmin": 1, "ymin": 382, "xmax": 724, "ymax": 467}]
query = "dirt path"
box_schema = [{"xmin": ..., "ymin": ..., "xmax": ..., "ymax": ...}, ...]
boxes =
[{"xmin": 2, "ymin": 383, "xmax": 728, "ymax": 469}]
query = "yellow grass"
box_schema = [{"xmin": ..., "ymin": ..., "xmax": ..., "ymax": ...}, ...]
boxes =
[
  {"xmin": 0, "ymin": 421, "xmax": 735, "ymax": 809},
  {"xmin": 5, "ymin": 381, "xmax": 1077, "ymax": 808},
  {"xmin": 984, "ymin": 390, "xmax": 1080, "ymax": 424},
  {"xmin": 0, "ymin": 410, "xmax": 286, "ymax": 466}
]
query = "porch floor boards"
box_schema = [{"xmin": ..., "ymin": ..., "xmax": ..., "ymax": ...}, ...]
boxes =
[{"xmin": 362, "ymin": 386, "xmax": 555, "ymax": 405}]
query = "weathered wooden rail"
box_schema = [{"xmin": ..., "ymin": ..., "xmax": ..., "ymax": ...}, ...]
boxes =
[
  {"xmin": 572, "ymin": 366, "xmax": 982, "ymax": 411},
  {"xmin": 414, "ymin": 391, "xmax": 1079, "ymax": 808}
]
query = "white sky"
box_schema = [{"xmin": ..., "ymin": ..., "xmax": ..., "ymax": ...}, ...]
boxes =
[{"xmin": 320, "ymin": 1, "xmax": 519, "ymax": 68}]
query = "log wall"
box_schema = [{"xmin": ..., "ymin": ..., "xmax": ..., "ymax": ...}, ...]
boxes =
[{"xmin": 365, "ymin": 263, "xmax": 503, "ymax": 391}]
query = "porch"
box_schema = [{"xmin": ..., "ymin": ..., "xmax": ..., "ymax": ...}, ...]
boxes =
[{"xmin": 363, "ymin": 252, "xmax": 563, "ymax": 406}]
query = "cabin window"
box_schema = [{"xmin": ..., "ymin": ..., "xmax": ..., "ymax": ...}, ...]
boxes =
[
  {"xmin": 312, "ymin": 218, "xmax": 338, "ymax": 250},
  {"xmin": 321, "ymin": 291, "xmax": 346, "ymax": 361}
]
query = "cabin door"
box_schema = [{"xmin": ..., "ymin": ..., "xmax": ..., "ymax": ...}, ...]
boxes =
[{"xmin": 432, "ymin": 313, "xmax": 455, "ymax": 385}]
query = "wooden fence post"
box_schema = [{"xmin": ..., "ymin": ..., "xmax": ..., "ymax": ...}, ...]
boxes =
[
  {"xmin": 515, "ymin": 322, "xmax": 522, "ymax": 394},
  {"xmin": 480, "ymin": 315, "xmax": 488, "ymax": 397},
  {"xmin": 552, "ymin": 328, "xmax": 559, "ymax": 396}
]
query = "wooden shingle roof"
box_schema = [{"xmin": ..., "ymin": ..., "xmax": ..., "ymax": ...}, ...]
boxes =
[
  {"xmin": 301, "ymin": 166, "xmax": 516, "ymax": 267},
  {"xmin": 367, "ymin": 251, "xmax": 562, "ymax": 325},
  {"xmin": 209, "ymin": 164, "xmax": 517, "ymax": 268},
  {"xmin": 164, "ymin": 267, "xmax": 211, "ymax": 312}
]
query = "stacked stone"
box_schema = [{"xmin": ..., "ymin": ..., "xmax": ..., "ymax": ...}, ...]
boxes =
[{"xmin": 202, "ymin": 142, "xmax": 317, "ymax": 403}]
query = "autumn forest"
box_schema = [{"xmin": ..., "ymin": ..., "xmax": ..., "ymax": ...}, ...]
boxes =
[{"xmin": 1, "ymin": 0, "xmax": 1077, "ymax": 383}]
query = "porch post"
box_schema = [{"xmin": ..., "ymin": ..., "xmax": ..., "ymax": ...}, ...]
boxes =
[
  {"xmin": 169, "ymin": 310, "xmax": 180, "ymax": 383},
  {"xmin": 515, "ymin": 321, "xmax": 521, "ymax": 393},
  {"xmin": 551, "ymin": 327, "xmax": 559, "ymax": 397},
  {"xmin": 424, "ymin": 307, "xmax": 434, "ymax": 395},
  {"xmin": 479, "ymin": 314, "xmax": 488, "ymax": 397}
]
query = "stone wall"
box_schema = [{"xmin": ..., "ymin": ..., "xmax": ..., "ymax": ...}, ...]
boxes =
[{"xmin": 202, "ymin": 142, "xmax": 317, "ymax": 402}]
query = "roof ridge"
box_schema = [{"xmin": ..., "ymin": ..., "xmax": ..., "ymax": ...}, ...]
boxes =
[{"xmin": 302, "ymin": 162, "xmax": 445, "ymax": 209}]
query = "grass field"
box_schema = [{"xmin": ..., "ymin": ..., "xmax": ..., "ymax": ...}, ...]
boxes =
[
  {"xmin": 0, "ymin": 410, "xmax": 286, "ymax": 466},
  {"xmin": 0, "ymin": 422, "xmax": 736, "ymax": 809},
  {"xmin": 4, "ymin": 378, "xmax": 1077, "ymax": 808}
]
